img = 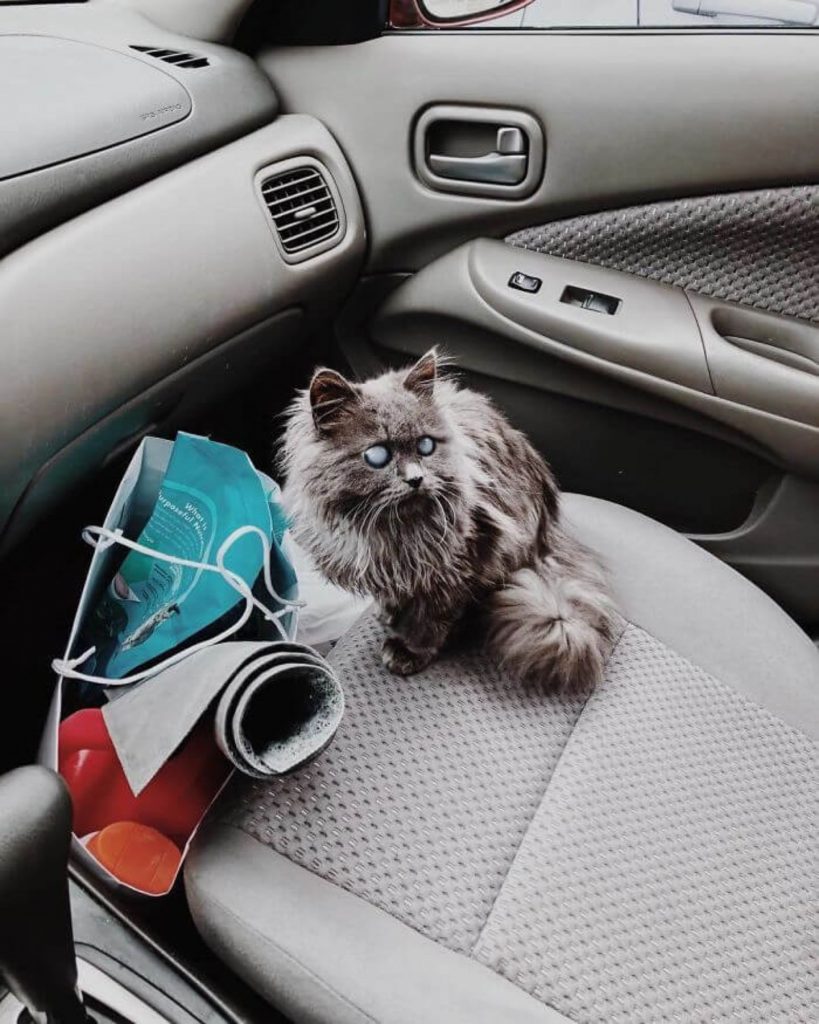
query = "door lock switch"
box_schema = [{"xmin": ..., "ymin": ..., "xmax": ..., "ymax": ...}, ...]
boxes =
[{"xmin": 509, "ymin": 271, "xmax": 542, "ymax": 293}]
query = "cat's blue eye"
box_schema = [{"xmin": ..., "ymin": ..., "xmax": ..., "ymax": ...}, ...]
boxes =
[
  {"xmin": 417, "ymin": 436, "xmax": 436, "ymax": 457},
  {"xmin": 363, "ymin": 444, "xmax": 392, "ymax": 469}
]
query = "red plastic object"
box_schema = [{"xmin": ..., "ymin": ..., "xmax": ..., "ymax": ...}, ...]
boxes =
[
  {"xmin": 87, "ymin": 822, "xmax": 182, "ymax": 896},
  {"xmin": 59, "ymin": 708, "xmax": 230, "ymax": 847}
]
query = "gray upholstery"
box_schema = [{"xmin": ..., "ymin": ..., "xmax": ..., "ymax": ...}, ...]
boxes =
[
  {"xmin": 186, "ymin": 827, "xmax": 575, "ymax": 1024},
  {"xmin": 563, "ymin": 496, "xmax": 819, "ymax": 737},
  {"xmin": 186, "ymin": 495, "xmax": 819, "ymax": 1024},
  {"xmin": 473, "ymin": 625, "xmax": 818, "ymax": 1023},
  {"xmin": 507, "ymin": 186, "xmax": 819, "ymax": 324},
  {"xmin": 217, "ymin": 613, "xmax": 588, "ymax": 954}
]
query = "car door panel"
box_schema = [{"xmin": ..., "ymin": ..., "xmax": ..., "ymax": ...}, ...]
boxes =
[
  {"xmin": 369, "ymin": 238, "xmax": 819, "ymax": 623},
  {"xmin": 260, "ymin": 32, "xmax": 819, "ymax": 271},
  {"xmin": 258, "ymin": 26, "xmax": 819, "ymax": 626},
  {"xmin": 372, "ymin": 240, "xmax": 819, "ymax": 466}
]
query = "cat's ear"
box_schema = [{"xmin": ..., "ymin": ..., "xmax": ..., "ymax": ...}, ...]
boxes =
[
  {"xmin": 309, "ymin": 368, "xmax": 359, "ymax": 434},
  {"xmin": 403, "ymin": 349, "xmax": 438, "ymax": 396}
]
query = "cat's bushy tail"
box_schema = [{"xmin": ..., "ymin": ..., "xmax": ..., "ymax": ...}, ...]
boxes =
[{"xmin": 486, "ymin": 531, "xmax": 619, "ymax": 693}]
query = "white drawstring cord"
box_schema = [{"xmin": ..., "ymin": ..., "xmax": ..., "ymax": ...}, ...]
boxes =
[{"xmin": 52, "ymin": 524, "xmax": 304, "ymax": 687}]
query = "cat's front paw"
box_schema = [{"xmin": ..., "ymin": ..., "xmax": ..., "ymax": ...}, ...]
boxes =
[
  {"xmin": 381, "ymin": 637, "xmax": 433, "ymax": 676},
  {"xmin": 376, "ymin": 602, "xmax": 402, "ymax": 630}
]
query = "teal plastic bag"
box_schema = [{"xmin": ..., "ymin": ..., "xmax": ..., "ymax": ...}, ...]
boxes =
[{"xmin": 77, "ymin": 433, "xmax": 297, "ymax": 681}]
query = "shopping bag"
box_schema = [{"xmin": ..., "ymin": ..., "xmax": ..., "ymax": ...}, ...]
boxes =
[
  {"xmin": 41, "ymin": 434, "xmax": 342, "ymax": 897},
  {"xmin": 58, "ymin": 432, "xmax": 298, "ymax": 687}
]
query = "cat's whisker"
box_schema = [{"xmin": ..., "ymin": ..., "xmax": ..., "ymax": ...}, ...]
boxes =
[
  {"xmin": 352, "ymin": 502, "xmax": 389, "ymax": 577},
  {"xmin": 429, "ymin": 495, "xmax": 450, "ymax": 542},
  {"xmin": 437, "ymin": 491, "xmax": 458, "ymax": 527}
]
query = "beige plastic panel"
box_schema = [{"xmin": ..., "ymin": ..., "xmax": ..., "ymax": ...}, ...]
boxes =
[
  {"xmin": 0, "ymin": 36, "xmax": 191, "ymax": 180},
  {"xmin": 0, "ymin": 312, "xmax": 303, "ymax": 553},
  {"xmin": 689, "ymin": 294, "xmax": 819, "ymax": 428},
  {"xmin": 371, "ymin": 241, "xmax": 819, "ymax": 479},
  {"xmin": 0, "ymin": 3, "xmax": 277, "ymax": 256},
  {"xmin": 467, "ymin": 241, "xmax": 713, "ymax": 392},
  {"xmin": 108, "ymin": 0, "xmax": 256, "ymax": 43},
  {"xmin": 0, "ymin": 115, "xmax": 366, "ymax": 542},
  {"xmin": 259, "ymin": 32, "xmax": 819, "ymax": 272},
  {"xmin": 692, "ymin": 474, "xmax": 819, "ymax": 627}
]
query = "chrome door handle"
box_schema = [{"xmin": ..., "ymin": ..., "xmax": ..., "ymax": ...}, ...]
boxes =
[
  {"xmin": 427, "ymin": 127, "xmax": 528, "ymax": 186},
  {"xmin": 428, "ymin": 151, "xmax": 527, "ymax": 185}
]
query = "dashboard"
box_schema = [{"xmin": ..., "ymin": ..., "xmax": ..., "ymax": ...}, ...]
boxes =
[
  {"xmin": 0, "ymin": 4, "xmax": 277, "ymax": 254},
  {"xmin": 0, "ymin": 2, "xmax": 367, "ymax": 550}
]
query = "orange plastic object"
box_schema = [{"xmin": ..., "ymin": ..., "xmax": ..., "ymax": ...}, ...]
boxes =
[
  {"xmin": 87, "ymin": 822, "xmax": 182, "ymax": 895},
  {"xmin": 58, "ymin": 708, "xmax": 230, "ymax": 844}
]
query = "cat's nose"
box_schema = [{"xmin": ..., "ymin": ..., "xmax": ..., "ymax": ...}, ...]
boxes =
[{"xmin": 403, "ymin": 462, "xmax": 424, "ymax": 489}]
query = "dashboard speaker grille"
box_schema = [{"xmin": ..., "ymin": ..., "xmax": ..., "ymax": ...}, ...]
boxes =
[
  {"xmin": 260, "ymin": 166, "xmax": 341, "ymax": 255},
  {"xmin": 130, "ymin": 45, "xmax": 210, "ymax": 69}
]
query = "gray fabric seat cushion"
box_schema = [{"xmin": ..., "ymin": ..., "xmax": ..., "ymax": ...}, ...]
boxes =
[{"xmin": 185, "ymin": 495, "xmax": 819, "ymax": 1024}]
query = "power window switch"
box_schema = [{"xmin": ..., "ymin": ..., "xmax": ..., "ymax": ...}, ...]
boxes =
[
  {"xmin": 584, "ymin": 291, "xmax": 620, "ymax": 315},
  {"xmin": 509, "ymin": 271, "xmax": 542, "ymax": 294}
]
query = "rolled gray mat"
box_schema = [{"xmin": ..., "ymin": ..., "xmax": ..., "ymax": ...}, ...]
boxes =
[{"xmin": 102, "ymin": 641, "xmax": 344, "ymax": 794}]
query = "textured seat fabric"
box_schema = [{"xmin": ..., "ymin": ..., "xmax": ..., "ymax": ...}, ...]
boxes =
[{"xmin": 185, "ymin": 495, "xmax": 819, "ymax": 1024}]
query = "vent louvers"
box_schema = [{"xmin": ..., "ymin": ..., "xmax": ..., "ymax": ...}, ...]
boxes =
[
  {"xmin": 130, "ymin": 45, "xmax": 210, "ymax": 69},
  {"xmin": 260, "ymin": 166, "xmax": 341, "ymax": 255}
]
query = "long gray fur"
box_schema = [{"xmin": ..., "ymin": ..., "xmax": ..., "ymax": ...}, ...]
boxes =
[{"xmin": 280, "ymin": 351, "xmax": 617, "ymax": 692}]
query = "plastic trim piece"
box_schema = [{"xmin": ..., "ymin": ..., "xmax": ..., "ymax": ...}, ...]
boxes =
[
  {"xmin": 0, "ymin": 116, "xmax": 366, "ymax": 548},
  {"xmin": 0, "ymin": 36, "xmax": 192, "ymax": 182},
  {"xmin": 467, "ymin": 241, "xmax": 713, "ymax": 392},
  {"xmin": 0, "ymin": 3, "xmax": 278, "ymax": 257},
  {"xmin": 692, "ymin": 473, "xmax": 819, "ymax": 627},
  {"xmin": 0, "ymin": 960, "xmax": 170, "ymax": 1024},
  {"xmin": 689, "ymin": 293, "xmax": 819, "ymax": 427}
]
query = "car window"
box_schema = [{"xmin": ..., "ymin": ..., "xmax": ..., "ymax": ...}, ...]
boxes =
[{"xmin": 407, "ymin": 0, "xmax": 819, "ymax": 28}]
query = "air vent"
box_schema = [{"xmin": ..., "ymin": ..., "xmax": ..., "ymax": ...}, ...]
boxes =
[
  {"xmin": 130, "ymin": 45, "xmax": 209, "ymax": 69},
  {"xmin": 260, "ymin": 166, "xmax": 341, "ymax": 256}
]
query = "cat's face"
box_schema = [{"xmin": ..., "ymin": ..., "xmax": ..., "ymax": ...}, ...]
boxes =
[{"xmin": 303, "ymin": 351, "xmax": 460, "ymax": 524}]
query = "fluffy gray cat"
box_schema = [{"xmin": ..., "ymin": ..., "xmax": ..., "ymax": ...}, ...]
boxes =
[{"xmin": 281, "ymin": 350, "xmax": 618, "ymax": 692}]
